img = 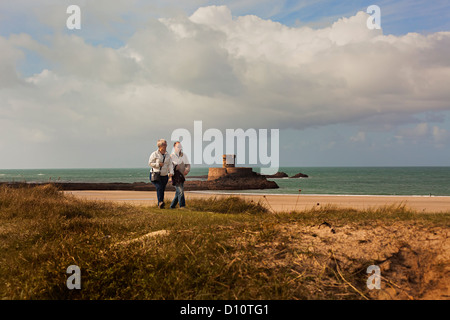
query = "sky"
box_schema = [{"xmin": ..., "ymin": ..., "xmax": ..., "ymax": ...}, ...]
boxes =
[{"xmin": 1, "ymin": 0, "xmax": 450, "ymax": 169}]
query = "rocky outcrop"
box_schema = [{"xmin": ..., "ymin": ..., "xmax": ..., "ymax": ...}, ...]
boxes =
[
  {"xmin": 203, "ymin": 173, "xmax": 278, "ymax": 190},
  {"xmin": 264, "ymin": 172, "xmax": 289, "ymax": 178},
  {"xmin": 203, "ymin": 166, "xmax": 278, "ymax": 190},
  {"xmin": 291, "ymin": 173, "xmax": 309, "ymax": 178}
]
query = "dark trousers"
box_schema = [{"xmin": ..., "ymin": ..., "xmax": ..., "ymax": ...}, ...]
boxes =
[{"xmin": 150, "ymin": 174, "xmax": 169, "ymax": 204}]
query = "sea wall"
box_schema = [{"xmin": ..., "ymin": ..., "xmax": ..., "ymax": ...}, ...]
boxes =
[{"xmin": 0, "ymin": 175, "xmax": 279, "ymax": 191}]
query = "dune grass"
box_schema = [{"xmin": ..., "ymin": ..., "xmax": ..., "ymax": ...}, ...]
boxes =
[{"xmin": 0, "ymin": 184, "xmax": 448, "ymax": 300}]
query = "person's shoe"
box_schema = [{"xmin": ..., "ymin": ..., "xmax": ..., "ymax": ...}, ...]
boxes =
[
  {"xmin": 158, "ymin": 202, "xmax": 165, "ymax": 209},
  {"xmin": 179, "ymin": 207, "xmax": 186, "ymax": 210}
]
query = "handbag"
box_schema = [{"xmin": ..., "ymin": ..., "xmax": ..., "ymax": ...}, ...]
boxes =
[
  {"xmin": 151, "ymin": 154, "xmax": 166, "ymax": 182},
  {"xmin": 171, "ymin": 165, "xmax": 186, "ymax": 185}
]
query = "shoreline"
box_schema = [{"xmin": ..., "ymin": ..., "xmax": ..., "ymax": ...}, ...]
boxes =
[
  {"xmin": 187, "ymin": 190, "xmax": 450, "ymax": 197},
  {"xmin": 65, "ymin": 190, "xmax": 450, "ymax": 213},
  {"xmin": 2, "ymin": 180, "xmax": 448, "ymax": 197}
]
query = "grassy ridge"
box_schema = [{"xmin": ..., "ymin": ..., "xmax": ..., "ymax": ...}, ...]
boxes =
[{"xmin": 0, "ymin": 184, "xmax": 448, "ymax": 299}]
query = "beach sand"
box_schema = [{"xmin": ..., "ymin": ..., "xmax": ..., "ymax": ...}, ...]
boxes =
[{"xmin": 65, "ymin": 190, "xmax": 450, "ymax": 213}]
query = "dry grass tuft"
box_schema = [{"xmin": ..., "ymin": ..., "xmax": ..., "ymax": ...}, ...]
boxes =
[{"xmin": 1, "ymin": 184, "xmax": 448, "ymax": 300}]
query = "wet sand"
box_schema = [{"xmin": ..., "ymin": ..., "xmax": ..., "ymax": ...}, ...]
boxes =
[{"xmin": 65, "ymin": 190, "xmax": 450, "ymax": 213}]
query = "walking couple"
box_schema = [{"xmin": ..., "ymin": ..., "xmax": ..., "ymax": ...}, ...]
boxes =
[{"xmin": 148, "ymin": 139, "xmax": 190, "ymax": 209}]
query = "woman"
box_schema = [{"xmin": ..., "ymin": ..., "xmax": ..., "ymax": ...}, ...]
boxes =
[
  {"xmin": 170, "ymin": 141, "xmax": 190, "ymax": 209},
  {"xmin": 149, "ymin": 139, "xmax": 173, "ymax": 209}
]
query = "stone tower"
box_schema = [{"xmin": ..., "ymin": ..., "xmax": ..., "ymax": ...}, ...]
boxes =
[{"xmin": 208, "ymin": 155, "xmax": 254, "ymax": 181}]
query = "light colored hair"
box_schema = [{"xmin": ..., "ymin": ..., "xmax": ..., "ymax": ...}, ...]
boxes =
[{"xmin": 157, "ymin": 139, "xmax": 167, "ymax": 148}]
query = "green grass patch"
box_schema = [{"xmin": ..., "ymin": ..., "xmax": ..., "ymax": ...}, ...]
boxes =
[{"xmin": 0, "ymin": 184, "xmax": 448, "ymax": 300}]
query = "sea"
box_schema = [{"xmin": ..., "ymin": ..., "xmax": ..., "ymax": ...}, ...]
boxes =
[{"xmin": 1, "ymin": 167, "xmax": 450, "ymax": 196}]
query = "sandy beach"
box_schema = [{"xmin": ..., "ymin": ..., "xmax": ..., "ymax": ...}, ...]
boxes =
[{"xmin": 65, "ymin": 190, "xmax": 450, "ymax": 213}]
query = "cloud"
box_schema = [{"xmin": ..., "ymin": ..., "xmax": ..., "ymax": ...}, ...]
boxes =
[
  {"xmin": 1, "ymin": 4, "xmax": 450, "ymax": 167},
  {"xmin": 180, "ymin": 6, "xmax": 450, "ymax": 129},
  {"xmin": 0, "ymin": 36, "xmax": 25, "ymax": 87},
  {"xmin": 432, "ymin": 126, "xmax": 449, "ymax": 147},
  {"xmin": 398, "ymin": 123, "xmax": 429, "ymax": 139},
  {"xmin": 395, "ymin": 122, "xmax": 450, "ymax": 148},
  {"xmin": 350, "ymin": 131, "xmax": 366, "ymax": 143}
]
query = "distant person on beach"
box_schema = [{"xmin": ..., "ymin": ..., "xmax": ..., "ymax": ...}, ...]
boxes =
[
  {"xmin": 170, "ymin": 141, "xmax": 190, "ymax": 209},
  {"xmin": 149, "ymin": 139, "xmax": 173, "ymax": 209}
]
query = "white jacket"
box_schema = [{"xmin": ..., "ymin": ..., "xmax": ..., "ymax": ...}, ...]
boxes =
[
  {"xmin": 170, "ymin": 152, "xmax": 190, "ymax": 176},
  {"xmin": 148, "ymin": 150, "xmax": 174, "ymax": 176}
]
